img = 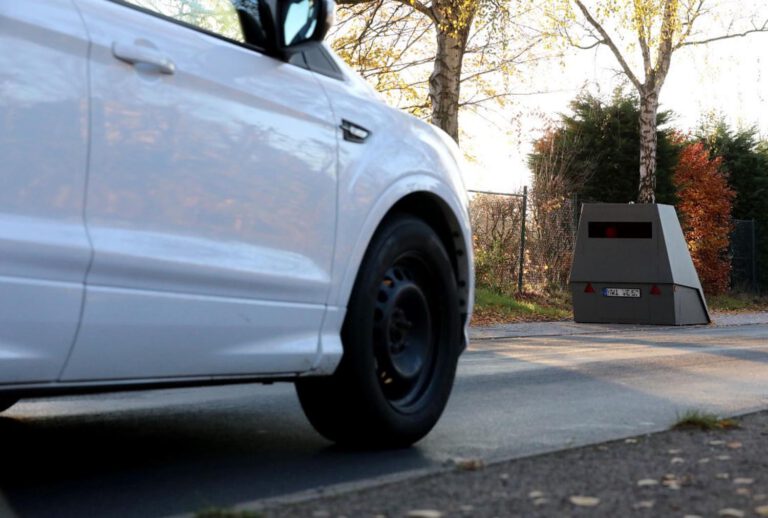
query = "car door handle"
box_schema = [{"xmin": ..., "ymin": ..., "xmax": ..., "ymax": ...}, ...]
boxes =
[{"xmin": 112, "ymin": 42, "xmax": 176, "ymax": 75}]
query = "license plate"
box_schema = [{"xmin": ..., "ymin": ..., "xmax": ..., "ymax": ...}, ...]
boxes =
[{"xmin": 602, "ymin": 288, "xmax": 641, "ymax": 298}]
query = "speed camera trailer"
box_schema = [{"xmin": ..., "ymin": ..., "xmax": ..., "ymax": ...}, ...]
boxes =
[{"xmin": 569, "ymin": 203, "xmax": 710, "ymax": 326}]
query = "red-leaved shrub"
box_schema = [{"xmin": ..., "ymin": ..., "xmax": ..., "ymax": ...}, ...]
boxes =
[{"xmin": 673, "ymin": 141, "xmax": 735, "ymax": 294}]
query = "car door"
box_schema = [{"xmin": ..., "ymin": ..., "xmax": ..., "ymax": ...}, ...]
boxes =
[
  {"xmin": 0, "ymin": 1, "xmax": 92, "ymax": 384},
  {"xmin": 61, "ymin": 0, "xmax": 338, "ymax": 381}
]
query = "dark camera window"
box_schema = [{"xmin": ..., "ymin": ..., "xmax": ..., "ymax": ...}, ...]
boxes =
[{"xmin": 588, "ymin": 221, "xmax": 653, "ymax": 239}]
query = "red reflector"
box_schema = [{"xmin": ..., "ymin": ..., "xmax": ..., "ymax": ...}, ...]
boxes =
[
  {"xmin": 650, "ymin": 284, "xmax": 661, "ymax": 295},
  {"xmin": 604, "ymin": 226, "xmax": 618, "ymax": 238},
  {"xmin": 585, "ymin": 283, "xmax": 595, "ymax": 293}
]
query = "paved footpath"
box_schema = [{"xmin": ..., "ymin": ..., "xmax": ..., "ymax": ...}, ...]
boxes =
[
  {"xmin": 469, "ymin": 311, "xmax": 768, "ymax": 341},
  {"xmin": 261, "ymin": 410, "xmax": 768, "ymax": 517}
]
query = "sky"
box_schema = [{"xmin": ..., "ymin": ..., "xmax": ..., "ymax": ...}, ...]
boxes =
[{"xmin": 461, "ymin": 17, "xmax": 768, "ymax": 194}]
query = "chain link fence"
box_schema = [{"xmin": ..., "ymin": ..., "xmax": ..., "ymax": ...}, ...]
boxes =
[
  {"xmin": 470, "ymin": 189, "xmax": 576, "ymax": 294},
  {"xmin": 471, "ymin": 192, "xmax": 761, "ymax": 295},
  {"xmin": 730, "ymin": 219, "xmax": 760, "ymax": 294}
]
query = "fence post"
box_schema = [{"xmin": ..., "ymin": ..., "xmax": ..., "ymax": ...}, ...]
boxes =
[
  {"xmin": 752, "ymin": 219, "xmax": 759, "ymax": 294},
  {"xmin": 517, "ymin": 186, "xmax": 527, "ymax": 293}
]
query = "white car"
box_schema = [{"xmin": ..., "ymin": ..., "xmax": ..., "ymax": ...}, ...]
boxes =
[{"xmin": 0, "ymin": 0, "xmax": 473, "ymax": 447}]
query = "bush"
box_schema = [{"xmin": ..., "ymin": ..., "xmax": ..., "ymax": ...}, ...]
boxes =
[{"xmin": 673, "ymin": 141, "xmax": 735, "ymax": 294}]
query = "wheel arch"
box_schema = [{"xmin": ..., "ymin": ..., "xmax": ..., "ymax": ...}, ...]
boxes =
[
  {"xmin": 329, "ymin": 178, "xmax": 474, "ymax": 351},
  {"xmin": 383, "ymin": 192, "xmax": 472, "ymax": 331}
]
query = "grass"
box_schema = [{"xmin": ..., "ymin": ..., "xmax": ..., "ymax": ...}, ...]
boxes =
[
  {"xmin": 672, "ymin": 409, "xmax": 740, "ymax": 431},
  {"xmin": 707, "ymin": 292, "xmax": 768, "ymax": 312},
  {"xmin": 472, "ymin": 286, "xmax": 572, "ymax": 326}
]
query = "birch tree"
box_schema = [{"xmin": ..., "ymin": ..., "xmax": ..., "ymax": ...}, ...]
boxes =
[{"xmin": 545, "ymin": 0, "xmax": 768, "ymax": 202}]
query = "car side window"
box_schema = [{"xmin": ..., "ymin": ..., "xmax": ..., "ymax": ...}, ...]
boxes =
[{"xmin": 122, "ymin": 0, "xmax": 247, "ymax": 43}]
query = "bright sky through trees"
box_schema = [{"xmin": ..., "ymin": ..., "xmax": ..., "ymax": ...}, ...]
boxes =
[{"xmin": 462, "ymin": 5, "xmax": 768, "ymax": 194}]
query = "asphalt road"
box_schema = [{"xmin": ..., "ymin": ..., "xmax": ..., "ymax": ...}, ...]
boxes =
[{"xmin": 2, "ymin": 322, "xmax": 768, "ymax": 517}]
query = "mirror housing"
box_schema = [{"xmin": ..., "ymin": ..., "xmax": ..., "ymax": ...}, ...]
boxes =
[
  {"xmin": 278, "ymin": 0, "xmax": 335, "ymax": 49},
  {"xmin": 239, "ymin": 0, "xmax": 334, "ymax": 59}
]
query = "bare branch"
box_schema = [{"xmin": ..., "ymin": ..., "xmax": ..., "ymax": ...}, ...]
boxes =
[
  {"xmin": 573, "ymin": 0, "xmax": 642, "ymax": 90},
  {"xmin": 678, "ymin": 20, "xmax": 768, "ymax": 47},
  {"xmin": 391, "ymin": 0, "xmax": 435, "ymax": 22}
]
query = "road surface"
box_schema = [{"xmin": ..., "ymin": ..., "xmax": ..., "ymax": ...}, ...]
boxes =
[{"xmin": 2, "ymin": 322, "xmax": 767, "ymax": 517}]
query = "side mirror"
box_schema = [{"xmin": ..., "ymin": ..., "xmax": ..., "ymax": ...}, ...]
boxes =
[{"xmin": 278, "ymin": 0, "xmax": 335, "ymax": 49}]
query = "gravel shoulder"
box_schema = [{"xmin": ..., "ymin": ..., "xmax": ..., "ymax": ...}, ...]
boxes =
[{"xmin": 257, "ymin": 410, "xmax": 768, "ymax": 517}]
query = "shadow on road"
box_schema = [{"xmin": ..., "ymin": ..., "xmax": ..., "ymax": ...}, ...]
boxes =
[{"xmin": 0, "ymin": 389, "xmax": 433, "ymax": 518}]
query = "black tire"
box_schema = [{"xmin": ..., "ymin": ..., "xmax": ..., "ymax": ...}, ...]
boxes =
[
  {"xmin": 296, "ymin": 214, "xmax": 462, "ymax": 448},
  {"xmin": 0, "ymin": 398, "xmax": 18, "ymax": 413}
]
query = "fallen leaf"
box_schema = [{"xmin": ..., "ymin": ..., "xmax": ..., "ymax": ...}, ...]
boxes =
[
  {"xmin": 533, "ymin": 498, "xmax": 548, "ymax": 506},
  {"xmin": 683, "ymin": 515, "xmax": 703, "ymax": 518},
  {"xmin": 528, "ymin": 491, "xmax": 545, "ymax": 499},
  {"xmin": 755, "ymin": 505, "xmax": 768, "ymax": 516},
  {"xmin": 717, "ymin": 473, "xmax": 731, "ymax": 480},
  {"xmin": 734, "ymin": 478, "xmax": 754, "ymax": 485},
  {"xmin": 459, "ymin": 505, "xmax": 474, "ymax": 513},
  {"xmin": 755, "ymin": 494, "xmax": 768, "ymax": 502},
  {"xmin": 727, "ymin": 441, "xmax": 743, "ymax": 449},
  {"xmin": 699, "ymin": 458, "xmax": 711, "ymax": 464},
  {"xmin": 736, "ymin": 488, "xmax": 751, "ymax": 496},
  {"xmin": 633, "ymin": 500, "xmax": 655, "ymax": 509},
  {"xmin": 407, "ymin": 511, "xmax": 444, "ymax": 518},
  {"xmin": 717, "ymin": 455, "xmax": 732, "ymax": 461},
  {"xmin": 570, "ymin": 496, "xmax": 600, "ymax": 507},
  {"xmin": 625, "ymin": 438, "xmax": 638, "ymax": 444},
  {"xmin": 718, "ymin": 509, "xmax": 745, "ymax": 517},
  {"xmin": 454, "ymin": 458, "xmax": 485, "ymax": 471},
  {"xmin": 671, "ymin": 457, "xmax": 685, "ymax": 464},
  {"xmin": 637, "ymin": 479, "xmax": 659, "ymax": 487},
  {"xmin": 710, "ymin": 440, "xmax": 726, "ymax": 446},
  {"xmin": 669, "ymin": 448, "xmax": 683, "ymax": 454}
]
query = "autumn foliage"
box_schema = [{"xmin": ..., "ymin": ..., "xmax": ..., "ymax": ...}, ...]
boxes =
[{"xmin": 673, "ymin": 141, "xmax": 735, "ymax": 294}]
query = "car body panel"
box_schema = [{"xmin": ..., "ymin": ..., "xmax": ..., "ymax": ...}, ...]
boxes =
[
  {"xmin": 61, "ymin": 0, "xmax": 337, "ymax": 380},
  {"xmin": 0, "ymin": 2, "xmax": 473, "ymax": 390},
  {"xmin": 313, "ymin": 46, "xmax": 474, "ymax": 336},
  {"xmin": 0, "ymin": 0, "xmax": 92, "ymax": 383}
]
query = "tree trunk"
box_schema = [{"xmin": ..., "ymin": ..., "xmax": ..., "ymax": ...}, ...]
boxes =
[
  {"xmin": 638, "ymin": 90, "xmax": 659, "ymax": 203},
  {"xmin": 429, "ymin": 26, "xmax": 468, "ymax": 143}
]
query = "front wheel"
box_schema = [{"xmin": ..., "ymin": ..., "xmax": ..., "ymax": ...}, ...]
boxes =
[{"xmin": 296, "ymin": 215, "xmax": 462, "ymax": 448}]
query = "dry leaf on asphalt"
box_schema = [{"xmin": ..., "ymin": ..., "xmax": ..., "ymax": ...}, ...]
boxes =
[
  {"xmin": 718, "ymin": 509, "xmax": 745, "ymax": 517},
  {"xmin": 569, "ymin": 496, "xmax": 600, "ymax": 507},
  {"xmin": 453, "ymin": 458, "xmax": 485, "ymax": 471},
  {"xmin": 528, "ymin": 490, "xmax": 545, "ymax": 499},
  {"xmin": 671, "ymin": 457, "xmax": 685, "ymax": 464},
  {"xmin": 734, "ymin": 478, "xmax": 754, "ymax": 485},
  {"xmin": 633, "ymin": 500, "xmax": 655, "ymax": 509},
  {"xmin": 755, "ymin": 505, "xmax": 768, "ymax": 516},
  {"xmin": 406, "ymin": 510, "xmax": 444, "ymax": 518},
  {"xmin": 637, "ymin": 479, "xmax": 659, "ymax": 487},
  {"xmin": 727, "ymin": 441, "xmax": 743, "ymax": 449}
]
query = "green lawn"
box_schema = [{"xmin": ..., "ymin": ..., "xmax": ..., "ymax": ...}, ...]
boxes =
[
  {"xmin": 472, "ymin": 287, "xmax": 572, "ymax": 325},
  {"xmin": 472, "ymin": 288, "xmax": 768, "ymax": 326}
]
